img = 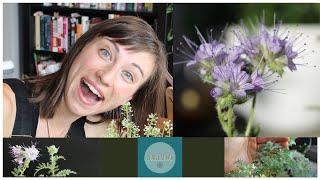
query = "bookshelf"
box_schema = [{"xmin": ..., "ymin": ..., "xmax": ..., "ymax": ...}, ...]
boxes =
[{"xmin": 18, "ymin": 3, "xmax": 170, "ymax": 76}]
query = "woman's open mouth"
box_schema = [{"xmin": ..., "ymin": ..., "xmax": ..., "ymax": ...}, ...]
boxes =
[{"xmin": 79, "ymin": 78, "xmax": 104, "ymax": 105}]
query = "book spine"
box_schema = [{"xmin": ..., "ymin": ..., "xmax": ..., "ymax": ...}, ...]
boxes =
[
  {"xmin": 44, "ymin": 15, "xmax": 51, "ymax": 51},
  {"xmin": 57, "ymin": 17, "xmax": 63, "ymax": 53},
  {"xmin": 35, "ymin": 15, "xmax": 40, "ymax": 50},
  {"xmin": 50, "ymin": 17, "xmax": 53, "ymax": 52},
  {"xmin": 134, "ymin": 3, "xmax": 138, "ymax": 12},
  {"xmin": 148, "ymin": 3, "xmax": 153, "ymax": 12},
  {"xmin": 98, "ymin": 3, "xmax": 106, "ymax": 10},
  {"xmin": 70, "ymin": 18, "xmax": 76, "ymax": 47},
  {"xmin": 40, "ymin": 15, "xmax": 45, "ymax": 50},
  {"xmin": 106, "ymin": 3, "xmax": 112, "ymax": 10},
  {"xmin": 63, "ymin": 17, "xmax": 68, "ymax": 52},
  {"xmin": 52, "ymin": 16, "xmax": 58, "ymax": 52},
  {"xmin": 138, "ymin": 3, "xmax": 143, "ymax": 12},
  {"xmin": 76, "ymin": 23, "xmax": 82, "ymax": 40},
  {"xmin": 111, "ymin": 3, "xmax": 116, "ymax": 10},
  {"xmin": 127, "ymin": 3, "xmax": 133, "ymax": 11},
  {"xmin": 81, "ymin": 16, "xmax": 89, "ymax": 35},
  {"xmin": 121, "ymin": 3, "xmax": 126, "ymax": 11}
]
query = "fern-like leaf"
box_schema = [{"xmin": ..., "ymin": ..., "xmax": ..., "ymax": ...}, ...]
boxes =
[{"xmin": 55, "ymin": 169, "xmax": 77, "ymax": 177}]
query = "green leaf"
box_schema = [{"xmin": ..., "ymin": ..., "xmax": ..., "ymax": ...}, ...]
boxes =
[
  {"xmin": 167, "ymin": 29, "xmax": 173, "ymax": 42},
  {"xmin": 166, "ymin": 4, "xmax": 173, "ymax": 14},
  {"xmin": 34, "ymin": 162, "xmax": 50, "ymax": 176},
  {"xmin": 55, "ymin": 169, "xmax": 77, "ymax": 177}
]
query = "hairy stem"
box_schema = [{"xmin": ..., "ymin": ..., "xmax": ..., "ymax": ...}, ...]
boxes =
[
  {"xmin": 227, "ymin": 106, "xmax": 234, "ymax": 136},
  {"xmin": 217, "ymin": 104, "xmax": 232, "ymax": 136},
  {"xmin": 245, "ymin": 95, "xmax": 257, "ymax": 136}
]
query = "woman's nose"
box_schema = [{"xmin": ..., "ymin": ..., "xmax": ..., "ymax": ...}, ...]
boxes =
[{"xmin": 96, "ymin": 66, "xmax": 117, "ymax": 86}]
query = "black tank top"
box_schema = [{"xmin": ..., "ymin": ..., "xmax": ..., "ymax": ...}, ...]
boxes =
[{"xmin": 4, "ymin": 78, "xmax": 86, "ymax": 138}]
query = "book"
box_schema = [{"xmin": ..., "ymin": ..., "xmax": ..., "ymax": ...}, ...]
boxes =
[
  {"xmin": 63, "ymin": 17, "xmax": 68, "ymax": 52},
  {"xmin": 44, "ymin": 15, "xmax": 51, "ymax": 51},
  {"xmin": 81, "ymin": 16, "xmax": 89, "ymax": 35},
  {"xmin": 40, "ymin": 15, "xmax": 45, "ymax": 50},
  {"xmin": 106, "ymin": 3, "xmax": 112, "ymax": 10},
  {"xmin": 34, "ymin": 14, "xmax": 41, "ymax": 50}
]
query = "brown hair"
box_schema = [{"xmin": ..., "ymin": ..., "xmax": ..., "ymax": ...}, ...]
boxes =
[{"xmin": 27, "ymin": 16, "xmax": 168, "ymax": 134}]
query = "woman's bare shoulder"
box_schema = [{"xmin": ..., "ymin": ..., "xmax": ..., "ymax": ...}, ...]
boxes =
[{"xmin": 3, "ymin": 83, "xmax": 16, "ymax": 137}]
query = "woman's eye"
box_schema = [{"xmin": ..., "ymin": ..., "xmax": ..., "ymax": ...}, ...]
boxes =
[
  {"xmin": 100, "ymin": 49, "xmax": 111, "ymax": 61},
  {"xmin": 123, "ymin": 71, "xmax": 134, "ymax": 82}
]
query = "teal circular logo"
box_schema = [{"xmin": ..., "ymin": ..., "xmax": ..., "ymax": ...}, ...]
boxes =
[{"xmin": 144, "ymin": 142, "xmax": 176, "ymax": 174}]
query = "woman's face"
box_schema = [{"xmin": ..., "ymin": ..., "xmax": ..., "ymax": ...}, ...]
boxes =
[{"xmin": 64, "ymin": 37, "xmax": 155, "ymax": 117}]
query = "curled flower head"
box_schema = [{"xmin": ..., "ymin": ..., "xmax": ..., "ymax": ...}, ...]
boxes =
[{"xmin": 9, "ymin": 145, "xmax": 25, "ymax": 166}]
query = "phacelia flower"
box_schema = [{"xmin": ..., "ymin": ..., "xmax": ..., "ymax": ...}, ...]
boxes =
[
  {"xmin": 211, "ymin": 63, "xmax": 256, "ymax": 97},
  {"xmin": 232, "ymin": 14, "xmax": 308, "ymax": 75},
  {"xmin": 284, "ymin": 44, "xmax": 298, "ymax": 71},
  {"xmin": 250, "ymin": 70, "xmax": 264, "ymax": 92},
  {"xmin": 24, "ymin": 145, "xmax": 40, "ymax": 161},
  {"xmin": 9, "ymin": 145, "xmax": 25, "ymax": 166}
]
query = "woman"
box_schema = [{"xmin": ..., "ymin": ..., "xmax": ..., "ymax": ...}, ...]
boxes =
[{"xmin": 3, "ymin": 16, "xmax": 168, "ymax": 138}]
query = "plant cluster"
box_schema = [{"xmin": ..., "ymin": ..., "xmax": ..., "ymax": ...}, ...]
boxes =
[
  {"xmin": 225, "ymin": 138, "xmax": 316, "ymax": 177},
  {"xmin": 105, "ymin": 102, "xmax": 173, "ymax": 137},
  {"xmin": 9, "ymin": 143, "xmax": 76, "ymax": 177},
  {"xmin": 178, "ymin": 13, "xmax": 314, "ymax": 136}
]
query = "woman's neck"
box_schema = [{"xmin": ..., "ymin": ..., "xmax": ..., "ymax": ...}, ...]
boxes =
[
  {"xmin": 39, "ymin": 97, "xmax": 82, "ymax": 137},
  {"xmin": 53, "ymin": 97, "xmax": 82, "ymax": 126}
]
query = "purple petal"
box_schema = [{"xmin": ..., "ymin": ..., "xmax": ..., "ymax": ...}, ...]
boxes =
[
  {"xmin": 240, "ymin": 83, "xmax": 255, "ymax": 91},
  {"xmin": 267, "ymin": 36, "xmax": 284, "ymax": 54},
  {"xmin": 212, "ymin": 66, "xmax": 229, "ymax": 82},
  {"xmin": 236, "ymin": 71, "xmax": 250, "ymax": 86},
  {"xmin": 233, "ymin": 90, "xmax": 246, "ymax": 97},
  {"xmin": 285, "ymin": 56, "xmax": 297, "ymax": 71},
  {"xmin": 210, "ymin": 87, "xmax": 223, "ymax": 97}
]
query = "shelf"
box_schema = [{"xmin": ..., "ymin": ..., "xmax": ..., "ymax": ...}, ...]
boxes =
[
  {"xmin": 31, "ymin": 4, "xmax": 155, "ymax": 18},
  {"xmin": 20, "ymin": 3, "xmax": 168, "ymax": 76},
  {"xmin": 34, "ymin": 50, "xmax": 66, "ymax": 56}
]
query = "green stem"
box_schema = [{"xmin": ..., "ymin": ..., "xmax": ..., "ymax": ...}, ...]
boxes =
[
  {"xmin": 217, "ymin": 104, "xmax": 232, "ymax": 137},
  {"xmin": 245, "ymin": 95, "xmax": 257, "ymax": 136},
  {"xmin": 19, "ymin": 159, "xmax": 30, "ymax": 176},
  {"xmin": 227, "ymin": 106, "xmax": 234, "ymax": 136},
  {"xmin": 50, "ymin": 155, "xmax": 56, "ymax": 176},
  {"xmin": 217, "ymin": 104, "xmax": 226, "ymax": 134}
]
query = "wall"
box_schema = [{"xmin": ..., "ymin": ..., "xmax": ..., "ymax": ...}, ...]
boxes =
[{"xmin": 3, "ymin": 3, "xmax": 20, "ymax": 79}]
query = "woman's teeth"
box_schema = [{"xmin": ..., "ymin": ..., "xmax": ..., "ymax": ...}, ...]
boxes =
[{"xmin": 83, "ymin": 80, "xmax": 102, "ymax": 99}]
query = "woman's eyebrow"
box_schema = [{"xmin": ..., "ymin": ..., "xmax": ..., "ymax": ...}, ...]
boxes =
[
  {"xmin": 103, "ymin": 37, "xmax": 119, "ymax": 52},
  {"xmin": 131, "ymin": 63, "xmax": 144, "ymax": 77}
]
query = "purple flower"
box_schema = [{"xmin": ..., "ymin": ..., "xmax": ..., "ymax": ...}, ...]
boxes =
[
  {"xmin": 9, "ymin": 145, "xmax": 25, "ymax": 166},
  {"xmin": 211, "ymin": 63, "xmax": 255, "ymax": 97},
  {"xmin": 233, "ymin": 29, "xmax": 260, "ymax": 59},
  {"xmin": 188, "ymin": 41, "xmax": 226, "ymax": 66},
  {"xmin": 212, "ymin": 63, "xmax": 241, "ymax": 82},
  {"xmin": 227, "ymin": 47, "xmax": 247, "ymax": 69},
  {"xmin": 229, "ymin": 70, "xmax": 255, "ymax": 97},
  {"xmin": 24, "ymin": 145, "xmax": 39, "ymax": 161},
  {"xmin": 284, "ymin": 44, "xmax": 298, "ymax": 71},
  {"xmin": 250, "ymin": 70, "xmax": 264, "ymax": 92},
  {"xmin": 266, "ymin": 35, "xmax": 285, "ymax": 54},
  {"xmin": 210, "ymin": 87, "xmax": 223, "ymax": 97}
]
